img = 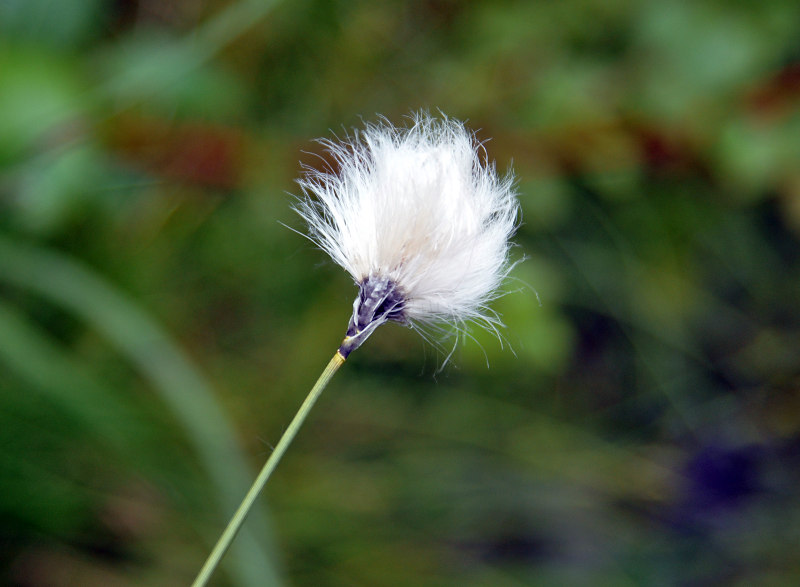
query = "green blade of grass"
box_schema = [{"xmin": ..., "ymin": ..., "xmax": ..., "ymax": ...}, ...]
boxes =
[{"xmin": 0, "ymin": 236, "xmax": 283, "ymax": 586}]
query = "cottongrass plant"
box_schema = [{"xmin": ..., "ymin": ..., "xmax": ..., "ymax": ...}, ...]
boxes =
[{"xmin": 193, "ymin": 113, "xmax": 520, "ymax": 585}]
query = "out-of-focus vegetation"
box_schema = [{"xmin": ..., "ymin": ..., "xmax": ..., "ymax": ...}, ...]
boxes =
[{"xmin": 2, "ymin": 0, "xmax": 799, "ymax": 585}]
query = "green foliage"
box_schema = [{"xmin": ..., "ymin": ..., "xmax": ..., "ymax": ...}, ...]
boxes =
[{"xmin": 1, "ymin": 0, "xmax": 799, "ymax": 585}]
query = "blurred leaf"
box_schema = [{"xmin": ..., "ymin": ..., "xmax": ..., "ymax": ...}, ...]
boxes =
[
  {"xmin": 0, "ymin": 301, "xmax": 143, "ymax": 451},
  {"xmin": 632, "ymin": 2, "xmax": 790, "ymax": 120},
  {"xmin": 715, "ymin": 114, "xmax": 800, "ymax": 200},
  {"xmin": 0, "ymin": 48, "xmax": 85, "ymax": 164},
  {"xmin": 95, "ymin": 30, "xmax": 248, "ymax": 119},
  {"xmin": 12, "ymin": 144, "xmax": 106, "ymax": 233},
  {"xmin": 0, "ymin": 0, "xmax": 106, "ymax": 48},
  {"xmin": 0, "ymin": 236, "xmax": 283, "ymax": 586}
]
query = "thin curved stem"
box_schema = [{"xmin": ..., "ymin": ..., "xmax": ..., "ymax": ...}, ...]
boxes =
[{"xmin": 193, "ymin": 351, "xmax": 346, "ymax": 587}]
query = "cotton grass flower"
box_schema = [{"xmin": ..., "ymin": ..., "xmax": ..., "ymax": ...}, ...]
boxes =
[
  {"xmin": 295, "ymin": 113, "xmax": 520, "ymax": 358},
  {"xmin": 193, "ymin": 113, "xmax": 519, "ymax": 586}
]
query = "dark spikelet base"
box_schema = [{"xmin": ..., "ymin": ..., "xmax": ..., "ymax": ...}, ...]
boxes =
[{"xmin": 338, "ymin": 275, "xmax": 406, "ymax": 358}]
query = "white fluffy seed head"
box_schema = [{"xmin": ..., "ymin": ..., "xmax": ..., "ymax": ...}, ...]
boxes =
[{"xmin": 294, "ymin": 112, "xmax": 520, "ymax": 356}]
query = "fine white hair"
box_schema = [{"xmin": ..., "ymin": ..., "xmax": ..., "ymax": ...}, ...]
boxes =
[{"xmin": 294, "ymin": 112, "xmax": 520, "ymax": 357}]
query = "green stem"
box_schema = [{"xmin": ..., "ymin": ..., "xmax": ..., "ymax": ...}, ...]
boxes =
[{"xmin": 193, "ymin": 351, "xmax": 346, "ymax": 587}]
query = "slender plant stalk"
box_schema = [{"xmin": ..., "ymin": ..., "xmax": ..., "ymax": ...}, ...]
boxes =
[{"xmin": 193, "ymin": 351, "xmax": 346, "ymax": 587}]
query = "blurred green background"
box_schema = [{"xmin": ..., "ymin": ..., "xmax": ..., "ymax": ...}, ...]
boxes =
[{"xmin": 2, "ymin": 0, "xmax": 800, "ymax": 585}]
